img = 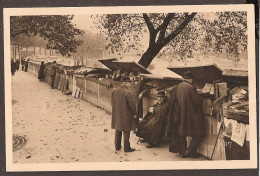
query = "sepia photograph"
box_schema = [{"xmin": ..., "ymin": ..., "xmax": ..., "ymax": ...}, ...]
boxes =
[{"xmin": 4, "ymin": 4, "xmax": 257, "ymax": 171}]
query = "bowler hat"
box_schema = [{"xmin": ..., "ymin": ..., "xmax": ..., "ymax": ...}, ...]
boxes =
[
  {"xmin": 183, "ymin": 71, "xmax": 193, "ymax": 79},
  {"xmin": 157, "ymin": 91, "xmax": 167, "ymax": 97},
  {"xmin": 121, "ymin": 76, "xmax": 131, "ymax": 82}
]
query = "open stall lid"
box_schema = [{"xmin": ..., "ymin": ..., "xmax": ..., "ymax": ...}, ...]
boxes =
[
  {"xmin": 98, "ymin": 58, "xmax": 124, "ymax": 71},
  {"xmin": 167, "ymin": 64, "xmax": 223, "ymax": 83},
  {"xmin": 222, "ymin": 69, "xmax": 248, "ymax": 77},
  {"xmin": 141, "ymin": 73, "xmax": 182, "ymax": 90},
  {"xmin": 112, "ymin": 61, "xmax": 151, "ymax": 74},
  {"xmin": 222, "ymin": 69, "xmax": 248, "ymax": 83}
]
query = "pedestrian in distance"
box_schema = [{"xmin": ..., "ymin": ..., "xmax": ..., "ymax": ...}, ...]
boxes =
[
  {"xmin": 38, "ymin": 61, "xmax": 45, "ymax": 81},
  {"xmin": 16, "ymin": 59, "xmax": 20, "ymax": 71},
  {"xmin": 176, "ymin": 71, "xmax": 205, "ymax": 158},
  {"xmin": 21, "ymin": 58, "xmax": 25, "ymax": 71},
  {"xmin": 11, "ymin": 59, "xmax": 16, "ymax": 76},
  {"xmin": 24, "ymin": 58, "xmax": 30, "ymax": 72},
  {"xmin": 50, "ymin": 61, "xmax": 57, "ymax": 89},
  {"xmin": 111, "ymin": 76, "xmax": 138, "ymax": 152}
]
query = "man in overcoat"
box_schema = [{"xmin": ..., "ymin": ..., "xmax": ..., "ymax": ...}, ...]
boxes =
[
  {"xmin": 176, "ymin": 71, "xmax": 205, "ymax": 158},
  {"xmin": 111, "ymin": 76, "xmax": 137, "ymax": 152}
]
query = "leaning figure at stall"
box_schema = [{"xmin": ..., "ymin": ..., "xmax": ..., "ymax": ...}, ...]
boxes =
[
  {"xmin": 136, "ymin": 91, "xmax": 170, "ymax": 148},
  {"xmin": 128, "ymin": 69, "xmax": 150, "ymax": 121},
  {"xmin": 175, "ymin": 71, "xmax": 205, "ymax": 158}
]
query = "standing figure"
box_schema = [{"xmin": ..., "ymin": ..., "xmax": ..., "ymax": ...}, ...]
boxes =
[
  {"xmin": 137, "ymin": 91, "xmax": 169, "ymax": 148},
  {"xmin": 21, "ymin": 58, "xmax": 25, "ymax": 71},
  {"xmin": 11, "ymin": 59, "xmax": 16, "ymax": 76},
  {"xmin": 38, "ymin": 61, "xmax": 45, "ymax": 81},
  {"xmin": 15, "ymin": 59, "xmax": 20, "ymax": 71},
  {"xmin": 24, "ymin": 58, "xmax": 30, "ymax": 72},
  {"xmin": 128, "ymin": 69, "xmax": 150, "ymax": 120},
  {"xmin": 176, "ymin": 71, "xmax": 205, "ymax": 158},
  {"xmin": 50, "ymin": 61, "xmax": 57, "ymax": 89},
  {"xmin": 111, "ymin": 76, "xmax": 137, "ymax": 152}
]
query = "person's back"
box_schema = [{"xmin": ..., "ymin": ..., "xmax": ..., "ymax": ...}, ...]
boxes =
[
  {"xmin": 175, "ymin": 71, "xmax": 205, "ymax": 158},
  {"xmin": 177, "ymin": 81, "xmax": 204, "ymax": 136},
  {"xmin": 111, "ymin": 84, "xmax": 136, "ymax": 131},
  {"xmin": 111, "ymin": 77, "xmax": 137, "ymax": 152}
]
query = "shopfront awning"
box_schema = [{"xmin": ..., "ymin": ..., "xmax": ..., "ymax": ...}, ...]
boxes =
[{"xmin": 167, "ymin": 64, "xmax": 223, "ymax": 83}]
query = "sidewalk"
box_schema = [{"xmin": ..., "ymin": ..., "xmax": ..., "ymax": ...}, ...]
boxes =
[{"xmin": 11, "ymin": 70, "xmax": 206, "ymax": 163}]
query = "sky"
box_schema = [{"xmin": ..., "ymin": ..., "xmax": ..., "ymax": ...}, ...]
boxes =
[{"xmin": 72, "ymin": 15, "xmax": 98, "ymax": 32}]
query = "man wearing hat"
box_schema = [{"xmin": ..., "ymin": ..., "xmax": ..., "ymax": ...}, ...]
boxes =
[
  {"xmin": 176, "ymin": 71, "xmax": 205, "ymax": 158},
  {"xmin": 111, "ymin": 76, "xmax": 137, "ymax": 152},
  {"xmin": 137, "ymin": 90, "xmax": 170, "ymax": 148}
]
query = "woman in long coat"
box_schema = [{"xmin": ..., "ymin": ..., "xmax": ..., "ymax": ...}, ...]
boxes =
[
  {"xmin": 142, "ymin": 92, "xmax": 169, "ymax": 148},
  {"xmin": 38, "ymin": 61, "xmax": 45, "ymax": 81}
]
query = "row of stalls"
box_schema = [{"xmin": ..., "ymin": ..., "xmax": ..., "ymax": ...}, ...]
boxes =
[{"xmin": 27, "ymin": 58, "xmax": 249, "ymax": 160}]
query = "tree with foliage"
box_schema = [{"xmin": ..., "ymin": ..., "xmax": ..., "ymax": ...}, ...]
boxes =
[
  {"xmin": 10, "ymin": 15, "xmax": 83, "ymax": 56},
  {"xmin": 93, "ymin": 12, "xmax": 247, "ymax": 68}
]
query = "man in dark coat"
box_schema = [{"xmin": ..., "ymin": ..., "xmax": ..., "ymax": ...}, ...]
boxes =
[
  {"xmin": 24, "ymin": 59, "xmax": 30, "ymax": 72},
  {"xmin": 137, "ymin": 91, "xmax": 169, "ymax": 148},
  {"xmin": 38, "ymin": 61, "xmax": 45, "ymax": 81},
  {"xmin": 21, "ymin": 58, "xmax": 25, "ymax": 71},
  {"xmin": 111, "ymin": 76, "xmax": 137, "ymax": 152},
  {"xmin": 128, "ymin": 69, "xmax": 150, "ymax": 119},
  {"xmin": 11, "ymin": 59, "xmax": 16, "ymax": 76},
  {"xmin": 50, "ymin": 61, "xmax": 57, "ymax": 89},
  {"xmin": 16, "ymin": 59, "xmax": 20, "ymax": 71},
  {"xmin": 176, "ymin": 71, "xmax": 205, "ymax": 158}
]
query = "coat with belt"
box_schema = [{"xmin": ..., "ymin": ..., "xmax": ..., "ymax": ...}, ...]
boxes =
[
  {"xmin": 177, "ymin": 81, "xmax": 205, "ymax": 136},
  {"xmin": 111, "ymin": 83, "xmax": 137, "ymax": 131}
]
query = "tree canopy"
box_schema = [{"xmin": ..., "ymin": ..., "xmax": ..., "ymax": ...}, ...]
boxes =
[
  {"xmin": 10, "ymin": 15, "xmax": 83, "ymax": 56},
  {"xmin": 93, "ymin": 12, "xmax": 247, "ymax": 68}
]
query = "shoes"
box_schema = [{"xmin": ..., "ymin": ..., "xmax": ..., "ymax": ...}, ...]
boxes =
[
  {"xmin": 181, "ymin": 151, "xmax": 200, "ymax": 158},
  {"xmin": 124, "ymin": 148, "xmax": 135, "ymax": 152},
  {"xmin": 146, "ymin": 144, "xmax": 155, "ymax": 148},
  {"xmin": 115, "ymin": 146, "xmax": 122, "ymax": 151}
]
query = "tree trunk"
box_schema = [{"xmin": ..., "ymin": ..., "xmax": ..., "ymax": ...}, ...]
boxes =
[
  {"xmin": 14, "ymin": 46, "xmax": 16, "ymax": 60},
  {"xmin": 18, "ymin": 45, "xmax": 21, "ymax": 60},
  {"xmin": 138, "ymin": 45, "xmax": 162, "ymax": 68}
]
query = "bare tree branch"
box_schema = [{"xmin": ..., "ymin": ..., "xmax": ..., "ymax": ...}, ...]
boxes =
[
  {"xmin": 163, "ymin": 13, "xmax": 197, "ymax": 46},
  {"xmin": 143, "ymin": 13, "xmax": 155, "ymax": 32}
]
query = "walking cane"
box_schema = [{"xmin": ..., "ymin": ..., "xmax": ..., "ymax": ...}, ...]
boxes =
[
  {"xmin": 137, "ymin": 131, "xmax": 144, "ymax": 144},
  {"xmin": 210, "ymin": 121, "xmax": 224, "ymax": 160}
]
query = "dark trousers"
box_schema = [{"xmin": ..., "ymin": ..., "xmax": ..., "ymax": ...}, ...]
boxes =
[
  {"xmin": 22, "ymin": 65, "xmax": 24, "ymax": 71},
  {"xmin": 178, "ymin": 136, "xmax": 203, "ymax": 155},
  {"xmin": 114, "ymin": 130, "xmax": 131, "ymax": 151}
]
